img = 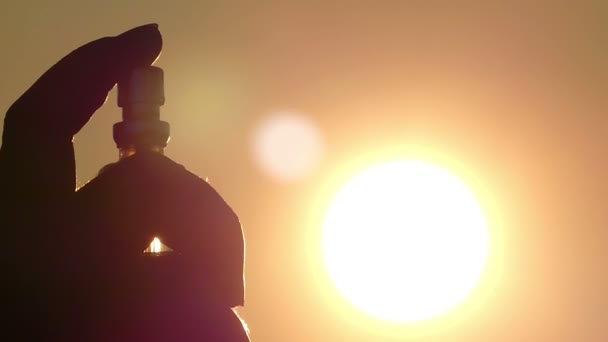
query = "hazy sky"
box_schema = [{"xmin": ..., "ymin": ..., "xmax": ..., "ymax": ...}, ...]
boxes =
[{"xmin": 2, "ymin": 2, "xmax": 608, "ymax": 341}]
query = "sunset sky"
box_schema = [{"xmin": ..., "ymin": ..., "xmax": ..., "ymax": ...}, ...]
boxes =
[{"xmin": 1, "ymin": 2, "xmax": 607, "ymax": 341}]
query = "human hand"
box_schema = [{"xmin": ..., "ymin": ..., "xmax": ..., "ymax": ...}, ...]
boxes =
[
  {"xmin": 6, "ymin": 24, "xmax": 162, "ymax": 141},
  {"xmin": 1, "ymin": 25, "xmax": 249, "ymax": 341},
  {"xmin": 0, "ymin": 25, "xmax": 162, "ymax": 338},
  {"xmin": 0, "ymin": 24, "xmax": 162, "ymax": 202}
]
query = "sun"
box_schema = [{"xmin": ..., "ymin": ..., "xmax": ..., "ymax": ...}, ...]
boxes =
[{"xmin": 323, "ymin": 160, "xmax": 488, "ymax": 322}]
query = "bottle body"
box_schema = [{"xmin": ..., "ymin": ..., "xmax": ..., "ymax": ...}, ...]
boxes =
[{"xmin": 72, "ymin": 65, "xmax": 248, "ymax": 339}]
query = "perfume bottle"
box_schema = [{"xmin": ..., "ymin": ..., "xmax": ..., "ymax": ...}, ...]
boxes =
[
  {"xmin": 72, "ymin": 66, "xmax": 245, "ymax": 336},
  {"xmin": 112, "ymin": 65, "xmax": 173, "ymax": 254}
]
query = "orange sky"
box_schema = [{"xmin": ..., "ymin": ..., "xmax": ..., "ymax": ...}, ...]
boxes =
[{"xmin": 1, "ymin": 2, "xmax": 607, "ymax": 341}]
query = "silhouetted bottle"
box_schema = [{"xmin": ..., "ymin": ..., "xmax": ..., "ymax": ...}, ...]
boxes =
[
  {"xmin": 111, "ymin": 66, "xmax": 172, "ymax": 254},
  {"xmin": 72, "ymin": 66, "xmax": 247, "ymax": 340}
]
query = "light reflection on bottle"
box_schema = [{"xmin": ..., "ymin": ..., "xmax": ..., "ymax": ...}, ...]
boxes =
[
  {"xmin": 151, "ymin": 237, "xmax": 161, "ymax": 253},
  {"xmin": 143, "ymin": 236, "xmax": 173, "ymax": 254}
]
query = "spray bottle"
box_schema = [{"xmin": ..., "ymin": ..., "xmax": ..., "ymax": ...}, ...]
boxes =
[{"xmin": 72, "ymin": 66, "xmax": 245, "ymax": 337}]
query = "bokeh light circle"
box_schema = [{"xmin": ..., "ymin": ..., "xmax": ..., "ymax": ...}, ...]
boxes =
[{"xmin": 251, "ymin": 112, "xmax": 324, "ymax": 182}]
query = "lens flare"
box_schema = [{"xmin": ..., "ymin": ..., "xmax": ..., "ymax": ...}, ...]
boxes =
[{"xmin": 251, "ymin": 111, "xmax": 324, "ymax": 182}]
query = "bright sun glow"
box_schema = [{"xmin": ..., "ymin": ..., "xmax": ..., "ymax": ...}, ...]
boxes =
[{"xmin": 323, "ymin": 160, "xmax": 488, "ymax": 322}]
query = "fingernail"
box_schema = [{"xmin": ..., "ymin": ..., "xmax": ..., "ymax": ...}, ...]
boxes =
[
  {"xmin": 114, "ymin": 24, "xmax": 163, "ymax": 67},
  {"xmin": 117, "ymin": 23, "xmax": 160, "ymax": 40}
]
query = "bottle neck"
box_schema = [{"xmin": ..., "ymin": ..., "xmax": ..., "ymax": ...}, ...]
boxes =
[{"xmin": 118, "ymin": 145, "xmax": 165, "ymax": 160}]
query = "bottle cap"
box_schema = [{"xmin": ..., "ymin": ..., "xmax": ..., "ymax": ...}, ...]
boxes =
[
  {"xmin": 118, "ymin": 66, "xmax": 165, "ymax": 112},
  {"xmin": 114, "ymin": 66, "xmax": 170, "ymax": 148}
]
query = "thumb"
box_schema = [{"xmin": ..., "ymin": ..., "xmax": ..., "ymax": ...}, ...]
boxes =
[{"xmin": 4, "ymin": 24, "xmax": 162, "ymax": 142}]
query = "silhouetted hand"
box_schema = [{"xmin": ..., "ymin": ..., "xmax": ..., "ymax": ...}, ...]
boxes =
[
  {"xmin": 0, "ymin": 24, "xmax": 250, "ymax": 342},
  {"xmin": 0, "ymin": 24, "xmax": 154, "ymax": 338},
  {"xmin": 0, "ymin": 24, "xmax": 248, "ymax": 341},
  {"xmin": 1, "ymin": 24, "xmax": 161, "ymax": 203}
]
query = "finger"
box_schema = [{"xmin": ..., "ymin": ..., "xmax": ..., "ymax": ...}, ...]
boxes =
[{"xmin": 5, "ymin": 24, "xmax": 162, "ymax": 140}]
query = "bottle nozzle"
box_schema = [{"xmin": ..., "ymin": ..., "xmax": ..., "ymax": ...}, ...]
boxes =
[
  {"xmin": 118, "ymin": 66, "xmax": 165, "ymax": 120},
  {"xmin": 113, "ymin": 66, "xmax": 170, "ymax": 152}
]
